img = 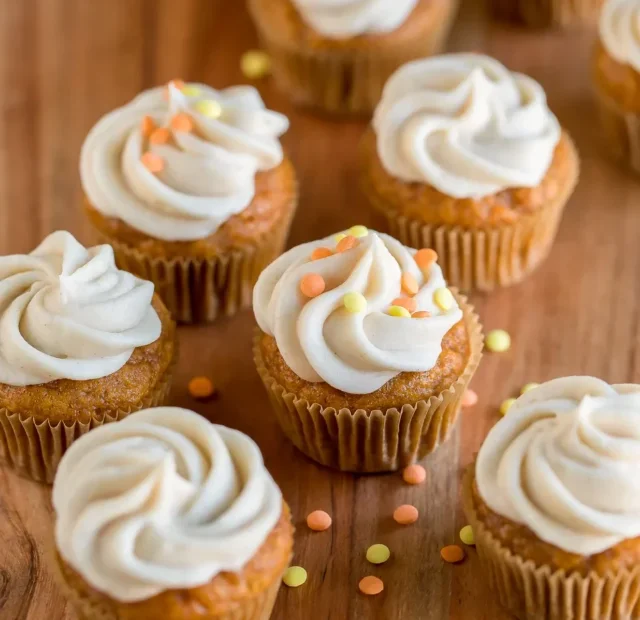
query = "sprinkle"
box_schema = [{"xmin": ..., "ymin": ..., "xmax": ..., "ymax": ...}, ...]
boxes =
[
  {"xmin": 300, "ymin": 273, "xmax": 325, "ymax": 298},
  {"xmin": 359, "ymin": 576, "xmax": 384, "ymax": 596},
  {"xmin": 460, "ymin": 525, "xmax": 475, "ymax": 546},
  {"xmin": 486, "ymin": 329, "xmax": 511, "ymax": 353},
  {"xmin": 141, "ymin": 152, "xmax": 164, "ymax": 173},
  {"xmin": 402, "ymin": 464, "xmax": 426, "ymax": 485},
  {"xmin": 241, "ymin": 50, "xmax": 272, "ymax": 79},
  {"xmin": 347, "ymin": 225, "xmax": 369, "ymax": 238},
  {"xmin": 366, "ymin": 544, "xmax": 390, "ymax": 565},
  {"xmin": 393, "ymin": 504, "xmax": 419, "ymax": 525},
  {"xmin": 311, "ymin": 247, "xmax": 333, "ymax": 261},
  {"xmin": 194, "ymin": 99, "xmax": 223, "ymax": 119},
  {"xmin": 343, "ymin": 292, "xmax": 367, "ymax": 314},
  {"xmin": 401, "ymin": 272, "xmax": 419, "ymax": 296},
  {"xmin": 337, "ymin": 235, "xmax": 357, "ymax": 253},
  {"xmin": 181, "ymin": 85, "xmax": 201, "ymax": 97},
  {"xmin": 415, "ymin": 248, "xmax": 438, "ymax": 272},
  {"xmin": 140, "ymin": 115, "xmax": 155, "ymax": 138},
  {"xmin": 434, "ymin": 287, "xmax": 454, "ymax": 311},
  {"xmin": 412, "ymin": 311, "xmax": 431, "ymax": 319},
  {"xmin": 388, "ymin": 305, "xmax": 411, "ymax": 318},
  {"xmin": 521, "ymin": 382, "xmax": 539, "ymax": 394},
  {"xmin": 283, "ymin": 566, "xmax": 307, "ymax": 588},
  {"xmin": 441, "ymin": 545, "xmax": 465, "ymax": 563},
  {"xmin": 168, "ymin": 79, "xmax": 185, "ymax": 91},
  {"xmin": 500, "ymin": 398, "xmax": 516, "ymax": 416},
  {"xmin": 391, "ymin": 297, "xmax": 417, "ymax": 313},
  {"xmin": 149, "ymin": 128, "xmax": 171, "ymax": 145},
  {"xmin": 188, "ymin": 376, "xmax": 215, "ymax": 400},
  {"xmin": 171, "ymin": 113, "xmax": 194, "ymax": 133},
  {"xmin": 461, "ymin": 389, "xmax": 478, "ymax": 408},
  {"xmin": 334, "ymin": 233, "xmax": 347, "ymax": 243},
  {"xmin": 307, "ymin": 510, "xmax": 332, "ymax": 532}
]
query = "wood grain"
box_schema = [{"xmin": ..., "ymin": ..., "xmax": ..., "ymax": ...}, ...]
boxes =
[{"xmin": 0, "ymin": 1, "xmax": 635, "ymax": 619}]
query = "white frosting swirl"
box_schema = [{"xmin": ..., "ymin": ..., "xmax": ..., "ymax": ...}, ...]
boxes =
[
  {"xmin": 0, "ymin": 231, "xmax": 160, "ymax": 386},
  {"xmin": 476, "ymin": 376, "xmax": 640, "ymax": 556},
  {"xmin": 53, "ymin": 407, "xmax": 283, "ymax": 603},
  {"xmin": 599, "ymin": 0, "xmax": 640, "ymax": 73},
  {"xmin": 291, "ymin": 0, "xmax": 418, "ymax": 38},
  {"xmin": 373, "ymin": 54, "xmax": 561, "ymax": 199},
  {"xmin": 81, "ymin": 83, "xmax": 289, "ymax": 241},
  {"xmin": 254, "ymin": 231, "xmax": 463, "ymax": 395}
]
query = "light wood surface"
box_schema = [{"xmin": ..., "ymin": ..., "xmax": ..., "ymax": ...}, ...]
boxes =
[{"xmin": 0, "ymin": 1, "xmax": 635, "ymax": 619}]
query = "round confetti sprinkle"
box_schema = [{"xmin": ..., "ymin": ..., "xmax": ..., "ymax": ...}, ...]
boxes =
[
  {"xmin": 334, "ymin": 232, "xmax": 347, "ymax": 243},
  {"xmin": 141, "ymin": 115, "xmax": 155, "ymax": 137},
  {"xmin": 188, "ymin": 376, "xmax": 215, "ymax": 400},
  {"xmin": 412, "ymin": 310, "xmax": 431, "ymax": 319},
  {"xmin": 402, "ymin": 464, "xmax": 426, "ymax": 485},
  {"xmin": 194, "ymin": 99, "xmax": 223, "ymax": 119},
  {"xmin": 348, "ymin": 225, "xmax": 369, "ymax": 238},
  {"xmin": 485, "ymin": 329, "xmax": 511, "ymax": 353},
  {"xmin": 300, "ymin": 273, "xmax": 325, "ymax": 298},
  {"xmin": 415, "ymin": 248, "xmax": 438, "ymax": 272},
  {"xmin": 359, "ymin": 576, "xmax": 384, "ymax": 596},
  {"xmin": 521, "ymin": 382, "xmax": 539, "ymax": 394},
  {"xmin": 393, "ymin": 504, "xmax": 419, "ymax": 525},
  {"xmin": 241, "ymin": 50, "xmax": 272, "ymax": 79},
  {"xmin": 171, "ymin": 113, "xmax": 194, "ymax": 133},
  {"xmin": 149, "ymin": 128, "xmax": 170, "ymax": 144},
  {"xmin": 401, "ymin": 272, "xmax": 419, "ymax": 296},
  {"xmin": 343, "ymin": 292, "xmax": 367, "ymax": 314},
  {"xmin": 434, "ymin": 287, "xmax": 454, "ymax": 311},
  {"xmin": 141, "ymin": 152, "xmax": 164, "ymax": 173},
  {"xmin": 500, "ymin": 398, "xmax": 516, "ymax": 416},
  {"xmin": 283, "ymin": 566, "xmax": 307, "ymax": 588},
  {"xmin": 461, "ymin": 389, "xmax": 478, "ymax": 408},
  {"xmin": 311, "ymin": 247, "xmax": 333, "ymax": 261},
  {"xmin": 181, "ymin": 85, "xmax": 201, "ymax": 97},
  {"xmin": 388, "ymin": 305, "xmax": 411, "ymax": 318},
  {"xmin": 366, "ymin": 544, "xmax": 390, "ymax": 565},
  {"xmin": 168, "ymin": 79, "xmax": 185, "ymax": 91},
  {"xmin": 441, "ymin": 545, "xmax": 465, "ymax": 563},
  {"xmin": 391, "ymin": 297, "xmax": 417, "ymax": 313},
  {"xmin": 307, "ymin": 510, "xmax": 332, "ymax": 532},
  {"xmin": 460, "ymin": 525, "xmax": 475, "ymax": 546},
  {"xmin": 337, "ymin": 235, "xmax": 357, "ymax": 253}
]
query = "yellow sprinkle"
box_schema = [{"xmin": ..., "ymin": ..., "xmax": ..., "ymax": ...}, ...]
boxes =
[
  {"xmin": 521, "ymin": 382, "xmax": 539, "ymax": 395},
  {"xmin": 486, "ymin": 329, "xmax": 511, "ymax": 353},
  {"xmin": 388, "ymin": 305, "xmax": 411, "ymax": 318},
  {"xmin": 283, "ymin": 566, "xmax": 307, "ymax": 588},
  {"xmin": 343, "ymin": 292, "xmax": 367, "ymax": 314},
  {"xmin": 334, "ymin": 233, "xmax": 347, "ymax": 244},
  {"xmin": 194, "ymin": 99, "xmax": 223, "ymax": 119},
  {"xmin": 181, "ymin": 85, "xmax": 201, "ymax": 97},
  {"xmin": 366, "ymin": 544, "xmax": 391, "ymax": 565},
  {"xmin": 241, "ymin": 50, "xmax": 272, "ymax": 79},
  {"xmin": 500, "ymin": 398, "xmax": 517, "ymax": 416},
  {"xmin": 433, "ymin": 287, "xmax": 454, "ymax": 311},
  {"xmin": 460, "ymin": 525, "xmax": 475, "ymax": 546},
  {"xmin": 348, "ymin": 225, "xmax": 369, "ymax": 238}
]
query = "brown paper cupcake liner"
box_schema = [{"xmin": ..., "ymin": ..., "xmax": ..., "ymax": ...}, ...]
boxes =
[
  {"xmin": 462, "ymin": 467, "xmax": 640, "ymax": 620},
  {"xmin": 248, "ymin": 0, "xmax": 459, "ymax": 115},
  {"xmin": 254, "ymin": 291, "xmax": 482, "ymax": 473},
  {"xmin": 0, "ymin": 352, "xmax": 176, "ymax": 484},
  {"xmin": 490, "ymin": 0, "xmax": 603, "ymax": 28}
]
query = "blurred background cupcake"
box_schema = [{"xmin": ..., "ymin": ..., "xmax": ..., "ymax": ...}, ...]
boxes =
[
  {"xmin": 490, "ymin": 0, "xmax": 604, "ymax": 28},
  {"xmin": 247, "ymin": 0, "xmax": 460, "ymax": 115}
]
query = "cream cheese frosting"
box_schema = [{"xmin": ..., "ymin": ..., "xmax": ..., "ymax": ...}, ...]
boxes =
[
  {"xmin": 81, "ymin": 82, "xmax": 289, "ymax": 241},
  {"xmin": 291, "ymin": 0, "xmax": 418, "ymax": 39},
  {"xmin": 53, "ymin": 407, "xmax": 283, "ymax": 603},
  {"xmin": 0, "ymin": 231, "xmax": 160, "ymax": 386},
  {"xmin": 599, "ymin": 0, "xmax": 640, "ymax": 73},
  {"xmin": 254, "ymin": 229, "xmax": 463, "ymax": 395},
  {"xmin": 373, "ymin": 53, "xmax": 561, "ymax": 199},
  {"xmin": 476, "ymin": 376, "xmax": 640, "ymax": 556}
]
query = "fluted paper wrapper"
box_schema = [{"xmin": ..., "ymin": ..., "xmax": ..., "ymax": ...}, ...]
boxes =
[
  {"xmin": 462, "ymin": 467, "xmax": 640, "ymax": 620},
  {"xmin": 254, "ymin": 291, "xmax": 482, "ymax": 473},
  {"xmin": 490, "ymin": 0, "xmax": 603, "ymax": 28}
]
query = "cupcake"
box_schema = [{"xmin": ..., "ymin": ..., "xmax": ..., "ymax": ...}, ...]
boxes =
[
  {"xmin": 361, "ymin": 54, "xmax": 580, "ymax": 291},
  {"xmin": 464, "ymin": 377, "xmax": 640, "ymax": 620},
  {"xmin": 0, "ymin": 231, "xmax": 176, "ymax": 483},
  {"xmin": 248, "ymin": 0, "xmax": 460, "ymax": 115},
  {"xmin": 253, "ymin": 226, "xmax": 483, "ymax": 472},
  {"xmin": 593, "ymin": 0, "xmax": 640, "ymax": 174},
  {"xmin": 490, "ymin": 0, "xmax": 604, "ymax": 28},
  {"xmin": 81, "ymin": 80, "xmax": 297, "ymax": 323},
  {"xmin": 53, "ymin": 406, "xmax": 294, "ymax": 620}
]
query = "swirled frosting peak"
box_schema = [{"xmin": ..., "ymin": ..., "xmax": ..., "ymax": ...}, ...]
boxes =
[
  {"xmin": 600, "ymin": 0, "xmax": 640, "ymax": 72},
  {"xmin": 0, "ymin": 231, "xmax": 160, "ymax": 386},
  {"xmin": 81, "ymin": 81, "xmax": 289, "ymax": 241},
  {"xmin": 254, "ymin": 228, "xmax": 463, "ymax": 394},
  {"xmin": 291, "ymin": 0, "xmax": 418, "ymax": 38},
  {"xmin": 373, "ymin": 54, "xmax": 561, "ymax": 199},
  {"xmin": 53, "ymin": 407, "xmax": 283, "ymax": 603},
  {"xmin": 476, "ymin": 376, "xmax": 640, "ymax": 555}
]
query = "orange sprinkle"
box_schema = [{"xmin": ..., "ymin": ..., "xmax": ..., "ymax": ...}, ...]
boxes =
[
  {"xmin": 441, "ymin": 545, "xmax": 466, "ymax": 563},
  {"xmin": 141, "ymin": 152, "xmax": 164, "ymax": 173},
  {"xmin": 402, "ymin": 464, "xmax": 426, "ymax": 485},
  {"xmin": 401, "ymin": 272, "xmax": 419, "ymax": 296},
  {"xmin": 169, "ymin": 78, "xmax": 185, "ymax": 90},
  {"xmin": 336, "ymin": 235, "xmax": 357, "ymax": 253},
  {"xmin": 359, "ymin": 576, "xmax": 384, "ymax": 596},
  {"xmin": 149, "ymin": 128, "xmax": 171, "ymax": 145},
  {"xmin": 415, "ymin": 248, "xmax": 438, "ymax": 272},
  {"xmin": 462, "ymin": 389, "xmax": 478, "ymax": 408},
  {"xmin": 393, "ymin": 504, "xmax": 419, "ymax": 525},
  {"xmin": 300, "ymin": 273, "xmax": 325, "ymax": 298},
  {"xmin": 140, "ymin": 115, "xmax": 155, "ymax": 138},
  {"xmin": 391, "ymin": 297, "xmax": 417, "ymax": 313},
  {"xmin": 311, "ymin": 247, "xmax": 333, "ymax": 261},
  {"xmin": 188, "ymin": 376, "xmax": 215, "ymax": 400},
  {"xmin": 171, "ymin": 113, "xmax": 194, "ymax": 133},
  {"xmin": 306, "ymin": 510, "xmax": 332, "ymax": 531},
  {"xmin": 412, "ymin": 311, "xmax": 431, "ymax": 319}
]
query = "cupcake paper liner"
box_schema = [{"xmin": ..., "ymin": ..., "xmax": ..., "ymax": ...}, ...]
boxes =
[
  {"xmin": 254, "ymin": 291, "xmax": 483, "ymax": 473},
  {"xmin": 462, "ymin": 467, "xmax": 640, "ymax": 620},
  {"xmin": 490, "ymin": 0, "xmax": 603, "ymax": 28},
  {"xmin": 248, "ymin": 0, "xmax": 459, "ymax": 115}
]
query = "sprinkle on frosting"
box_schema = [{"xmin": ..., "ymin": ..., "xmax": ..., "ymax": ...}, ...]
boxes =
[
  {"xmin": 300, "ymin": 273, "xmax": 326, "ymax": 298},
  {"xmin": 140, "ymin": 115, "xmax": 155, "ymax": 137},
  {"xmin": 412, "ymin": 310, "xmax": 431, "ymax": 319},
  {"xmin": 499, "ymin": 397, "xmax": 516, "ymax": 416},
  {"xmin": 194, "ymin": 98, "xmax": 223, "ymax": 119},
  {"xmin": 181, "ymin": 85, "xmax": 201, "ymax": 97},
  {"xmin": 311, "ymin": 247, "xmax": 333, "ymax": 261},
  {"xmin": 401, "ymin": 271, "xmax": 419, "ymax": 296},
  {"xmin": 149, "ymin": 127, "xmax": 170, "ymax": 144},
  {"xmin": 434, "ymin": 288, "xmax": 454, "ymax": 311},
  {"xmin": 344, "ymin": 291, "xmax": 367, "ymax": 314},
  {"xmin": 389, "ymin": 305, "xmax": 411, "ymax": 318},
  {"xmin": 141, "ymin": 151, "xmax": 164, "ymax": 172},
  {"xmin": 348, "ymin": 225, "xmax": 369, "ymax": 238},
  {"xmin": 337, "ymin": 235, "xmax": 358, "ymax": 253},
  {"xmin": 170, "ymin": 112, "xmax": 194, "ymax": 133},
  {"xmin": 415, "ymin": 248, "xmax": 438, "ymax": 273},
  {"xmin": 391, "ymin": 297, "xmax": 417, "ymax": 313}
]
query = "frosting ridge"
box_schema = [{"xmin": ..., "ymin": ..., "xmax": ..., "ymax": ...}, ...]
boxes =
[{"xmin": 599, "ymin": 0, "xmax": 640, "ymax": 73}]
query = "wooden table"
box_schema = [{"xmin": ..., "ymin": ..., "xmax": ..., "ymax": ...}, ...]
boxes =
[{"xmin": 0, "ymin": 1, "xmax": 636, "ymax": 618}]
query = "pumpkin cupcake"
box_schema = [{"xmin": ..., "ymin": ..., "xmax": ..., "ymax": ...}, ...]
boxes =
[
  {"xmin": 53, "ymin": 406, "xmax": 294, "ymax": 620},
  {"xmin": 0, "ymin": 231, "xmax": 176, "ymax": 483},
  {"xmin": 464, "ymin": 376, "xmax": 640, "ymax": 620},
  {"xmin": 81, "ymin": 80, "xmax": 296, "ymax": 323},
  {"xmin": 361, "ymin": 53, "xmax": 580, "ymax": 291},
  {"xmin": 253, "ymin": 226, "xmax": 483, "ymax": 473},
  {"xmin": 248, "ymin": 0, "xmax": 460, "ymax": 115},
  {"xmin": 490, "ymin": 0, "xmax": 604, "ymax": 28}
]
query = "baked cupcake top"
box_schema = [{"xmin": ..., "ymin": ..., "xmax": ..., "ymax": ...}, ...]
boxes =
[
  {"xmin": 254, "ymin": 227, "xmax": 462, "ymax": 395},
  {"xmin": 599, "ymin": 0, "xmax": 640, "ymax": 72},
  {"xmin": 81, "ymin": 81, "xmax": 289, "ymax": 241},
  {"xmin": 0, "ymin": 231, "xmax": 160, "ymax": 386},
  {"xmin": 53, "ymin": 406, "xmax": 283, "ymax": 603},
  {"xmin": 476, "ymin": 376, "xmax": 640, "ymax": 555},
  {"xmin": 373, "ymin": 53, "xmax": 561, "ymax": 199}
]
